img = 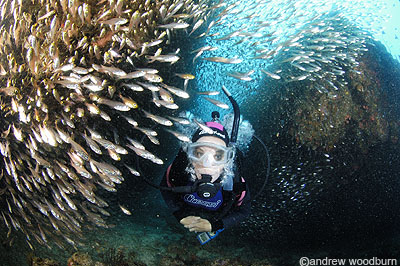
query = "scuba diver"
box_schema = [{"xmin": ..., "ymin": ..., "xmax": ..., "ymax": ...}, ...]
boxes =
[
  {"xmin": 159, "ymin": 86, "xmax": 251, "ymax": 244},
  {"xmin": 159, "ymin": 117, "xmax": 251, "ymax": 240},
  {"xmin": 136, "ymin": 86, "xmax": 268, "ymax": 244}
]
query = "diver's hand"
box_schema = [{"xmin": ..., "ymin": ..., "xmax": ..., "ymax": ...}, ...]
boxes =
[{"xmin": 180, "ymin": 216, "xmax": 212, "ymax": 232}]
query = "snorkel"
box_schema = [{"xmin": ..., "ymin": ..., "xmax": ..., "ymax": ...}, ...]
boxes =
[{"xmin": 221, "ymin": 85, "xmax": 240, "ymax": 144}]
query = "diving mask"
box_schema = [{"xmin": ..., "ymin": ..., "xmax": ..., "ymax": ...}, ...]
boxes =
[{"xmin": 184, "ymin": 142, "xmax": 235, "ymax": 167}]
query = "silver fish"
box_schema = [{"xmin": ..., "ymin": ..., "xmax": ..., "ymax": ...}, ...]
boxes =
[
  {"xmin": 202, "ymin": 57, "xmax": 242, "ymax": 64},
  {"xmin": 157, "ymin": 22, "xmax": 190, "ymax": 29},
  {"xmin": 166, "ymin": 116, "xmax": 190, "ymax": 125},
  {"xmin": 164, "ymin": 128, "xmax": 190, "ymax": 142},
  {"xmin": 122, "ymin": 83, "xmax": 144, "ymax": 92},
  {"xmin": 202, "ymin": 97, "xmax": 230, "ymax": 109},
  {"xmin": 146, "ymin": 54, "xmax": 180, "ymax": 64},
  {"xmin": 119, "ymin": 205, "xmax": 132, "ymax": 215},
  {"xmin": 100, "ymin": 18, "xmax": 128, "ymax": 26},
  {"xmin": 127, "ymin": 145, "xmax": 155, "ymax": 160},
  {"xmin": 160, "ymin": 83, "xmax": 189, "ymax": 99},
  {"xmin": 227, "ymin": 70, "xmax": 255, "ymax": 81},
  {"xmin": 124, "ymin": 164, "xmax": 140, "ymax": 176},
  {"xmin": 193, "ymin": 119, "xmax": 214, "ymax": 134},
  {"xmin": 126, "ymin": 137, "xmax": 145, "ymax": 150},
  {"xmin": 142, "ymin": 110, "xmax": 173, "ymax": 126},
  {"xmin": 197, "ymin": 91, "xmax": 220, "ymax": 96},
  {"xmin": 261, "ymin": 69, "xmax": 281, "ymax": 80}
]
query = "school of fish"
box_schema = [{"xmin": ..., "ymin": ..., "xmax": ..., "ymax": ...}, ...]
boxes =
[{"xmin": 0, "ymin": 0, "xmax": 225, "ymax": 250}]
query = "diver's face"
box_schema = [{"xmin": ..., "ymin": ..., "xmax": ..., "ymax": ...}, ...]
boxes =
[{"xmin": 192, "ymin": 136, "xmax": 226, "ymax": 182}]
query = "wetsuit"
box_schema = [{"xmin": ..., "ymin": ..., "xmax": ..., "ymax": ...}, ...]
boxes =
[{"xmin": 160, "ymin": 148, "xmax": 251, "ymax": 232}]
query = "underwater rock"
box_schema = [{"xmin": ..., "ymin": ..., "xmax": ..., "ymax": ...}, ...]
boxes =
[
  {"xmin": 99, "ymin": 246, "xmax": 146, "ymax": 266},
  {"xmin": 243, "ymin": 16, "xmax": 398, "ymax": 152},
  {"xmin": 67, "ymin": 252, "xmax": 93, "ymax": 266},
  {"xmin": 30, "ymin": 256, "xmax": 60, "ymax": 266}
]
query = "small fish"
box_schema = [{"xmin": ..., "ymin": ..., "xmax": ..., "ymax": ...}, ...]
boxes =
[
  {"xmin": 82, "ymin": 133, "xmax": 102, "ymax": 155},
  {"xmin": 86, "ymin": 127, "xmax": 102, "ymax": 139},
  {"xmin": 90, "ymin": 159, "xmax": 121, "ymax": 176},
  {"xmin": 39, "ymin": 124, "xmax": 58, "ymax": 147},
  {"xmin": 142, "ymin": 39, "xmax": 164, "ymax": 48},
  {"xmin": 108, "ymin": 149, "xmax": 121, "ymax": 161},
  {"xmin": 126, "ymin": 137, "xmax": 145, "ymax": 150},
  {"xmin": 175, "ymin": 73, "xmax": 195, "ymax": 80},
  {"xmin": 227, "ymin": 70, "xmax": 254, "ymax": 81},
  {"xmin": 121, "ymin": 70, "xmax": 146, "ymax": 79},
  {"xmin": 134, "ymin": 126, "xmax": 158, "ymax": 136},
  {"xmin": 146, "ymin": 134, "xmax": 160, "ymax": 145},
  {"xmin": 143, "ymin": 73, "xmax": 163, "ymax": 82},
  {"xmin": 157, "ymin": 22, "xmax": 190, "ymax": 29},
  {"xmin": 136, "ymin": 81, "xmax": 160, "ymax": 92},
  {"xmin": 69, "ymin": 140, "xmax": 90, "ymax": 161},
  {"xmin": 85, "ymin": 103, "xmax": 101, "ymax": 114},
  {"xmin": 114, "ymin": 144, "xmax": 128, "ymax": 155},
  {"xmin": 38, "ymin": 10, "xmax": 56, "ymax": 21},
  {"xmin": 189, "ymin": 19, "xmax": 204, "ymax": 35},
  {"xmin": 146, "ymin": 54, "xmax": 180, "ymax": 64},
  {"xmin": 119, "ymin": 94, "xmax": 138, "ymax": 109},
  {"xmin": 150, "ymin": 156, "xmax": 164, "ymax": 165},
  {"xmin": 119, "ymin": 205, "xmax": 131, "ymax": 215},
  {"xmin": 160, "ymin": 83, "xmax": 189, "ymax": 99},
  {"xmin": 202, "ymin": 57, "xmax": 242, "ymax": 64},
  {"xmin": 153, "ymin": 99, "xmax": 179, "ymax": 109},
  {"xmin": 122, "ymin": 83, "xmax": 144, "ymax": 92},
  {"xmin": 72, "ymin": 66, "xmax": 91, "ymax": 75},
  {"xmin": 143, "ymin": 110, "xmax": 173, "ymax": 126},
  {"xmin": 122, "ymin": 164, "xmax": 140, "ymax": 178},
  {"xmin": 197, "ymin": 91, "xmax": 220, "ymax": 96},
  {"xmin": 12, "ymin": 124, "xmax": 23, "ymax": 142},
  {"xmin": 261, "ymin": 69, "xmax": 281, "ymax": 80},
  {"xmin": 164, "ymin": 128, "xmax": 190, "ymax": 142},
  {"xmin": 0, "ymin": 86, "xmax": 18, "ymax": 96},
  {"xmin": 94, "ymin": 138, "xmax": 116, "ymax": 150},
  {"xmin": 191, "ymin": 45, "xmax": 218, "ymax": 53},
  {"xmin": 98, "ymin": 98, "xmax": 130, "ymax": 111},
  {"xmin": 127, "ymin": 145, "xmax": 155, "ymax": 160},
  {"xmin": 158, "ymin": 87, "xmax": 174, "ymax": 103},
  {"xmin": 101, "ymin": 65, "xmax": 127, "ymax": 77},
  {"xmin": 167, "ymin": 116, "xmax": 190, "ymax": 125},
  {"xmin": 83, "ymin": 83, "xmax": 104, "ymax": 92},
  {"xmin": 289, "ymin": 74, "xmax": 310, "ymax": 82},
  {"xmin": 192, "ymin": 50, "xmax": 204, "ymax": 64},
  {"xmin": 101, "ymin": 18, "xmax": 128, "ymax": 26},
  {"xmin": 136, "ymin": 68, "xmax": 159, "ymax": 74},
  {"xmin": 56, "ymin": 63, "xmax": 75, "ymax": 72},
  {"xmin": 193, "ymin": 119, "xmax": 214, "ymax": 134},
  {"xmin": 202, "ymin": 97, "xmax": 229, "ymax": 109},
  {"xmin": 100, "ymin": 111, "xmax": 111, "ymax": 121},
  {"xmin": 122, "ymin": 115, "xmax": 138, "ymax": 126}
]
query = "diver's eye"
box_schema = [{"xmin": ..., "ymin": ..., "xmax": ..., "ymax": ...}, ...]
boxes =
[
  {"xmin": 214, "ymin": 151, "xmax": 224, "ymax": 161},
  {"xmin": 194, "ymin": 149, "xmax": 204, "ymax": 158}
]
